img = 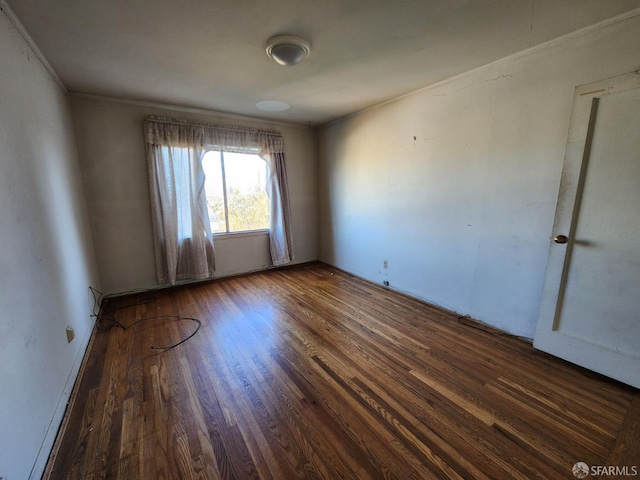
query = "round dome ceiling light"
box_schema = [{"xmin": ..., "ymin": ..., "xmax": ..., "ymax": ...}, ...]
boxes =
[
  {"xmin": 265, "ymin": 35, "xmax": 310, "ymax": 66},
  {"xmin": 256, "ymin": 100, "xmax": 290, "ymax": 112}
]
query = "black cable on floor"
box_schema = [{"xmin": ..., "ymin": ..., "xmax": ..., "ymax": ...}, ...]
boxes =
[{"xmin": 88, "ymin": 286, "xmax": 201, "ymax": 351}]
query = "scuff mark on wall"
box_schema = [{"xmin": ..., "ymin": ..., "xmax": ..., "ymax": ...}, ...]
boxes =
[
  {"xmin": 485, "ymin": 74, "xmax": 514, "ymax": 83},
  {"xmin": 530, "ymin": 1, "xmax": 536, "ymax": 47}
]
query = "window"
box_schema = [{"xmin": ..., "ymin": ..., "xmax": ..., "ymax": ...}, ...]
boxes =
[
  {"xmin": 202, "ymin": 150, "xmax": 269, "ymax": 234},
  {"xmin": 145, "ymin": 117, "xmax": 293, "ymax": 284}
]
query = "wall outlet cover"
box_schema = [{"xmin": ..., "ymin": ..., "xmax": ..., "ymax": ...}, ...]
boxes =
[{"xmin": 66, "ymin": 326, "xmax": 75, "ymax": 343}]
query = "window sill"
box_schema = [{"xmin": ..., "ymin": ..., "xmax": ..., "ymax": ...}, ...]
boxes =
[{"xmin": 213, "ymin": 229, "xmax": 269, "ymax": 240}]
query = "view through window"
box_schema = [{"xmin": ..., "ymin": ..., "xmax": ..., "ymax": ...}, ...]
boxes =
[{"xmin": 202, "ymin": 151, "xmax": 269, "ymax": 234}]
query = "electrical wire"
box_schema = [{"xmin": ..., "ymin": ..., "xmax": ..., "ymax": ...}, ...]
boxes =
[
  {"xmin": 88, "ymin": 286, "xmax": 201, "ymax": 351},
  {"xmin": 89, "ymin": 286, "xmax": 103, "ymax": 317}
]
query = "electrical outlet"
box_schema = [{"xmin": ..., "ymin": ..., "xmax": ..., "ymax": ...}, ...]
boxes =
[
  {"xmin": 66, "ymin": 326, "xmax": 75, "ymax": 343},
  {"xmin": 383, "ymin": 260, "xmax": 388, "ymax": 269}
]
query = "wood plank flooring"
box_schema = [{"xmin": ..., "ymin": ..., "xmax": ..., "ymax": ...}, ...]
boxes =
[{"xmin": 45, "ymin": 262, "xmax": 639, "ymax": 479}]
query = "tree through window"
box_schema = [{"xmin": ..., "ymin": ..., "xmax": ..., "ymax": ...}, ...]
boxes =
[{"xmin": 202, "ymin": 151, "xmax": 269, "ymax": 233}]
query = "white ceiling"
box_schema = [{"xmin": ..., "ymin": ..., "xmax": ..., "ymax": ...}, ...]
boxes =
[{"xmin": 6, "ymin": 0, "xmax": 640, "ymax": 125}]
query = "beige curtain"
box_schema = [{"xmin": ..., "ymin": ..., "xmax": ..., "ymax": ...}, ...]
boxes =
[
  {"xmin": 263, "ymin": 151, "xmax": 294, "ymax": 265},
  {"xmin": 144, "ymin": 117, "xmax": 293, "ymax": 283},
  {"xmin": 146, "ymin": 141, "xmax": 214, "ymax": 285}
]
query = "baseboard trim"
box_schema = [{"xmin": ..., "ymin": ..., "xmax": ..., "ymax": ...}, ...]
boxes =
[
  {"xmin": 36, "ymin": 322, "xmax": 97, "ymax": 479},
  {"xmin": 320, "ymin": 261, "xmax": 534, "ymax": 341}
]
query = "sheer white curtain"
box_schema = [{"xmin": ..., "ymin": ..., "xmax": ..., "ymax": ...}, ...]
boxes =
[
  {"xmin": 146, "ymin": 138, "xmax": 214, "ymax": 285},
  {"xmin": 263, "ymin": 151, "xmax": 294, "ymax": 265},
  {"xmin": 144, "ymin": 117, "xmax": 293, "ymax": 284}
]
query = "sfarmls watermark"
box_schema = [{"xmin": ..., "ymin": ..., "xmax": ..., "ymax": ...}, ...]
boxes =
[{"xmin": 573, "ymin": 462, "xmax": 638, "ymax": 478}]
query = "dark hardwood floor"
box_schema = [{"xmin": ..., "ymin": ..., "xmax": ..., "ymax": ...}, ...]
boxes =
[{"xmin": 45, "ymin": 262, "xmax": 639, "ymax": 479}]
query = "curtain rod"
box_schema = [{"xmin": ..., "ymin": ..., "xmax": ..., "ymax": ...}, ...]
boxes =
[{"xmin": 145, "ymin": 116, "xmax": 282, "ymax": 137}]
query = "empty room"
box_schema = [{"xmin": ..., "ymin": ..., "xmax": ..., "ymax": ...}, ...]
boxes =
[{"xmin": 1, "ymin": 0, "xmax": 639, "ymax": 478}]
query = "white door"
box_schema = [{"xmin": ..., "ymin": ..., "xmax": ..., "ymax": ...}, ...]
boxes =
[{"xmin": 534, "ymin": 72, "xmax": 640, "ymax": 389}]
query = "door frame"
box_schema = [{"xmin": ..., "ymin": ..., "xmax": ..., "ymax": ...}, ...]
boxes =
[{"xmin": 533, "ymin": 71, "xmax": 640, "ymax": 389}]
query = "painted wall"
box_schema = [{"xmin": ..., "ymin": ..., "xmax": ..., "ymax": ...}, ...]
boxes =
[
  {"xmin": 0, "ymin": 9, "xmax": 100, "ymax": 480},
  {"xmin": 318, "ymin": 13, "xmax": 640, "ymax": 338},
  {"xmin": 69, "ymin": 95, "xmax": 318, "ymax": 295}
]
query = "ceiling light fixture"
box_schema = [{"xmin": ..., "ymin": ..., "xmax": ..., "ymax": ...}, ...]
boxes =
[
  {"xmin": 265, "ymin": 35, "xmax": 310, "ymax": 66},
  {"xmin": 256, "ymin": 100, "xmax": 290, "ymax": 112}
]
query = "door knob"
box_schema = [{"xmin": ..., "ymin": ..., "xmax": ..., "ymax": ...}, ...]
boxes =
[{"xmin": 554, "ymin": 235, "xmax": 568, "ymax": 244}]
